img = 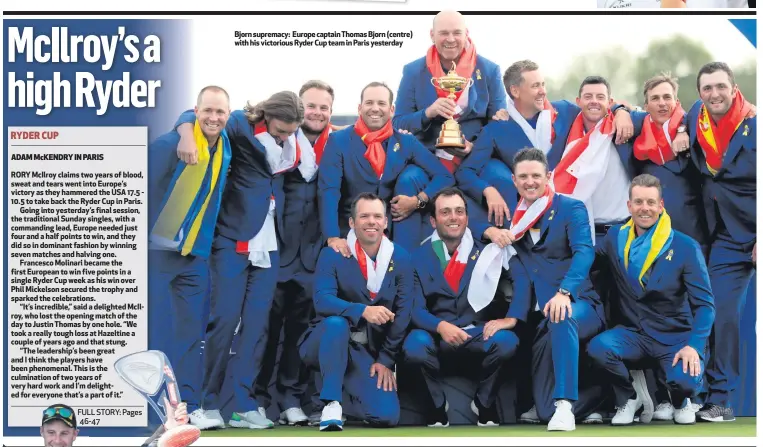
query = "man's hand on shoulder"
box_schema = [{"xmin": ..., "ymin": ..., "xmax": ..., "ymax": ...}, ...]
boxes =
[
  {"xmin": 492, "ymin": 109, "xmax": 509, "ymax": 121},
  {"xmin": 671, "ymin": 130, "xmax": 691, "ymax": 157},
  {"xmin": 327, "ymin": 237, "xmax": 351, "ymax": 258},
  {"xmin": 613, "ymin": 107, "xmax": 634, "ymax": 145},
  {"xmin": 177, "ymin": 124, "xmax": 198, "ymax": 165}
]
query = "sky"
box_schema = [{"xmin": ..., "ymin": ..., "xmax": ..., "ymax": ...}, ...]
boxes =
[{"xmin": 188, "ymin": 14, "xmax": 756, "ymax": 114}]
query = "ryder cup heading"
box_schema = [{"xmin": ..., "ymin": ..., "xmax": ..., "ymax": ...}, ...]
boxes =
[{"xmin": 7, "ymin": 26, "xmax": 162, "ymax": 116}]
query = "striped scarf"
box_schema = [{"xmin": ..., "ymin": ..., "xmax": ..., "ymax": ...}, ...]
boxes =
[
  {"xmin": 430, "ymin": 227, "xmax": 473, "ymax": 293},
  {"xmin": 150, "ymin": 121, "xmax": 230, "ymax": 256},
  {"xmin": 618, "ymin": 210, "xmax": 674, "ymax": 288}
]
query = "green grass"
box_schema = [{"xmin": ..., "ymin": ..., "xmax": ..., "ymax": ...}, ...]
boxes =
[{"xmin": 201, "ymin": 417, "xmax": 756, "ymax": 437}]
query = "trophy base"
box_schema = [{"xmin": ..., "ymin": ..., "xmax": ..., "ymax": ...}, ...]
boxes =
[
  {"xmin": 436, "ymin": 141, "xmax": 466, "ymax": 149},
  {"xmin": 436, "ymin": 131, "xmax": 466, "ymax": 149},
  {"xmin": 158, "ymin": 425, "xmax": 201, "ymax": 447},
  {"xmin": 436, "ymin": 118, "xmax": 466, "ymax": 148}
]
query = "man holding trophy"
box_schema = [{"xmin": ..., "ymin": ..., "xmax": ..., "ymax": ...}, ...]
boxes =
[
  {"xmin": 318, "ymin": 82, "xmax": 453, "ymax": 253},
  {"xmin": 393, "ymin": 10, "xmax": 507, "ymax": 174}
]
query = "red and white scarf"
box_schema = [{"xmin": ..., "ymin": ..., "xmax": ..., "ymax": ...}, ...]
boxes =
[
  {"xmin": 435, "ymin": 149, "xmax": 462, "ymax": 175},
  {"xmin": 551, "ymin": 112, "xmax": 617, "ymax": 240},
  {"xmin": 427, "ymin": 227, "xmax": 474, "ymax": 293},
  {"xmin": 505, "ymin": 96, "xmax": 557, "ymax": 154},
  {"xmin": 697, "ymin": 89, "xmax": 752, "ymax": 176},
  {"xmin": 426, "ymin": 37, "xmax": 477, "ymax": 120},
  {"xmin": 235, "ymin": 121, "xmax": 302, "ymax": 268},
  {"xmin": 295, "ymin": 124, "xmax": 332, "ymax": 181},
  {"xmin": 468, "ymin": 186, "xmax": 555, "ymax": 312},
  {"xmin": 347, "ymin": 229, "xmax": 395, "ymax": 299},
  {"xmin": 354, "ymin": 117, "xmax": 393, "ymax": 179},
  {"xmin": 633, "ymin": 102, "xmax": 685, "ymax": 165}
]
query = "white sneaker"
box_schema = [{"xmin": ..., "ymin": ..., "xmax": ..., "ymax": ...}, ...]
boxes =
[
  {"xmin": 582, "ymin": 412, "xmax": 603, "ymax": 424},
  {"xmin": 612, "ymin": 398, "xmax": 642, "ymax": 425},
  {"xmin": 673, "ymin": 399, "xmax": 696, "ymax": 425},
  {"xmin": 519, "ymin": 405, "xmax": 540, "ymax": 424},
  {"xmin": 228, "ymin": 410, "xmax": 274, "ymax": 429},
  {"xmin": 653, "ymin": 402, "xmax": 675, "ymax": 421},
  {"xmin": 189, "ymin": 409, "xmax": 225, "ymax": 430},
  {"xmin": 547, "ymin": 400, "xmax": 575, "ymax": 431},
  {"xmin": 319, "ymin": 401, "xmax": 343, "ymax": 431},
  {"xmin": 690, "ymin": 401, "xmax": 702, "ymax": 412},
  {"xmin": 279, "ymin": 407, "xmax": 309, "ymax": 426},
  {"xmin": 258, "ymin": 407, "xmax": 267, "ymax": 418},
  {"xmin": 630, "ymin": 370, "xmax": 654, "ymax": 423}
]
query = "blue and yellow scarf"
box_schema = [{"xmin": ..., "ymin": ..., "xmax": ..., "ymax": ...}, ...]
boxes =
[
  {"xmin": 151, "ymin": 120, "xmax": 231, "ymax": 256},
  {"xmin": 618, "ymin": 210, "xmax": 674, "ymax": 289}
]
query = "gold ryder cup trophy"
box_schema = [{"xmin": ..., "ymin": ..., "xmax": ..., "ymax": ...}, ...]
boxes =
[{"xmin": 430, "ymin": 62, "xmax": 474, "ymax": 150}]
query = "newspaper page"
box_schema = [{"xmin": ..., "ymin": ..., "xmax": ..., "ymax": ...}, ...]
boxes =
[{"xmin": 2, "ymin": 0, "xmax": 758, "ymax": 446}]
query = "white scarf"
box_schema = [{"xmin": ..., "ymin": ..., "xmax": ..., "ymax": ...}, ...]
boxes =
[
  {"xmin": 295, "ymin": 126, "xmax": 331, "ymax": 182},
  {"xmin": 425, "ymin": 228, "xmax": 495, "ymax": 313},
  {"xmin": 238, "ymin": 127, "xmax": 301, "ymax": 268},
  {"xmin": 256, "ymin": 129, "xmax": 300, "ymax": 176},
  {"xmin": 347, "ymin": 229, "xmax": 395, "ymax": 296},
  {"xmin": 505, "ymin": 96, "xmax": 554, "ymax": 154},
  {"xmin": 468, "ymin": 189, "xmax": 554, "ymax": 311}
]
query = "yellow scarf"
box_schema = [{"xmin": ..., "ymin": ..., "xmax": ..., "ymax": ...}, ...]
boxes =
[
  {"xmin": 619, "ymin": 210, "xmax": 674, "ymax": 288},
  {"xmin": 151, "ymin": 120, "xmax": 224, "ymax": 255}
]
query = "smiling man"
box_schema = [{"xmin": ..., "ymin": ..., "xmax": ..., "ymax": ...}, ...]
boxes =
[
  {"xmin": 626, "ymin": 73, "xmax": 709, "ymax": 255},
  {"xmin": 255, "ymin": 80, "xmax": 337, "ymax": 427},
  {"xmin": 173, "ymin": 91, "xmax": 305, "ymax": 430},
  {"xmin": 481, "ymin": 148, "xmax": 606, "ymax": 432},
  {"xmin": 676, "ymin": 62, "xmax": 756, "ymax": 423},
  {"xmin": 587, "ymin": 174, "xmax": 715, "ymax": 426},
  {"xmin": 41, "ymin": 404, "xmax": 78, "ymax": 447},
  {"xmin": 402, "ymin": 187, "xmax": 519, "ymax": 428},
  {"xmin": 147, "ymin": 86, "xmax": 232, "ymax": 430},
  {"xmin": 392, "ymin": 10, "xmax": 507, "ymax": 173},
  {"xmin": 298, "ymin": 193, "xmax": 414, "ymax": 431},
  {"xmin": 457, "ymin": 60, "xmax": 588, "ymax": 232},
  {"xmin": 319, "ymin": 82, "xmax": 454, "ymax": 254}
]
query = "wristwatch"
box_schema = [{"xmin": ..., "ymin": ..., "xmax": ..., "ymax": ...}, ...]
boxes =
[
  {"xmin": 558, "ymin": 288, "xmax": 571, "ymax": 296},
  {"xmin": 416, "ymin": 193, "xmax": 428, "ymax": 209},
  {"xmin": 677, "ymin": 125, "xmax": 687, "ymax": 134}
]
